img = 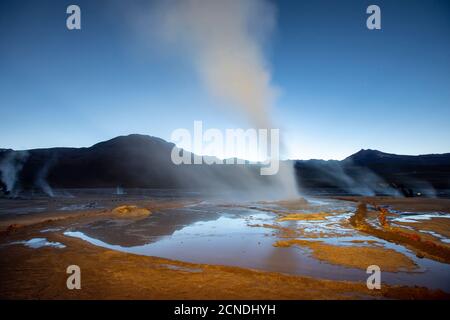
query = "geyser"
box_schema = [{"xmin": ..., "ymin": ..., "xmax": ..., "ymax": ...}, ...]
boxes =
[
  {"xmin": 0, "ymin": 151, "xmax": 28, "ymax": 195},
  {"xmin": 151, "ymin": 0, "xmax": 298, "ymax": 198}
]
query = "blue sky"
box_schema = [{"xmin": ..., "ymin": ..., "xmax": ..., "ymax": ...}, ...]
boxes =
[{"xmin": 1, "ymin": 0, "xmax": 449, "ymax": 159}]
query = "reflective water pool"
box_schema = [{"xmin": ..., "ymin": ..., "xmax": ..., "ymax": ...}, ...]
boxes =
[{"xmin": 63, "ymin": 198, "xmax": 450, "ymax": 292}]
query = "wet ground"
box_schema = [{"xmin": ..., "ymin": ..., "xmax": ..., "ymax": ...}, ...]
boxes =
[
  {"xmin": 1, "ymin": 189, "xmax": 449, "ymax": 298},
  {"xmin": 59, "ymin": 197, "xmax": 450, "ymax": 291}
]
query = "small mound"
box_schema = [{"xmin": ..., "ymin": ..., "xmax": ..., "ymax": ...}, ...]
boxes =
[{"xmin": 112, "ymin": 205, "xmax": 151, "ymax": 218}]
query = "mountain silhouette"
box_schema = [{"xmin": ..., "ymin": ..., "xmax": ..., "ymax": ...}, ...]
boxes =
[{"xmin": 1, "ymin": 135, "xmax": 449, "ymax": 197}]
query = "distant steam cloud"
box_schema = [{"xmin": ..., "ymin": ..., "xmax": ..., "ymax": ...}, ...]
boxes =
[
  {"xmin": 305, "ymin": 160, "xmax": 401, "ymax": 197},
  {"xmin": 0, "ymin": 151, "xmax": 29, "ymax": 195},
  {"xmin": 153, "ymin": 0, "xmax": 277, "ymax": 128},
  {"xmin": 35, "ymin": 156, "xmax": 56, "ymax": 197}
]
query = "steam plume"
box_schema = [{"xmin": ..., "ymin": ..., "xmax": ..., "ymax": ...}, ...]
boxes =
[
  {"xmin": 35, "ymin": 156, "xmax": 56, "ymax": 197},
  {"xmin": 148, "ymin": 0, "xmax": 298, "ymax": 198},
  {"xmin": 154, "ymin": 0, "xmax": 277, "ymax": 128},
  {"xmin": 0, "ymin": 151, "xmax": 28, "ymax": 195}
]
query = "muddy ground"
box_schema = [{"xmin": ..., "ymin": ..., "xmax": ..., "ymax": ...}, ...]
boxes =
[{"xmin": 0, "ymin": 194, "xmax": 449, "ymax": 299}]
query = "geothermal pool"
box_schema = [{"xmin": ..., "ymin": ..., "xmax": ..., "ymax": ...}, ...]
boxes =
[{"xmin": 60, "ymin": 197, "xmax": 450, "ymax": 292}]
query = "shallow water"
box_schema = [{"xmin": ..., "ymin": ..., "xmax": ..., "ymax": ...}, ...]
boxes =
[
  {"xmin": 63, "ymin": 198, "xmax": 450, "ymax": 292},
  {"xmin": 12, "ymin": 238, "xmax": 66, "ymax": 249}
]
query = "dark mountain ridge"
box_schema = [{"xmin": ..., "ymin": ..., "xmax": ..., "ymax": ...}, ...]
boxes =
[
  {"xmin": 295, "ymin": 149, "xmax": 450, "ymax": 196},
  {"xmin": 1, "ymin": 134, "xmax": 449, "ymax": 197}
]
